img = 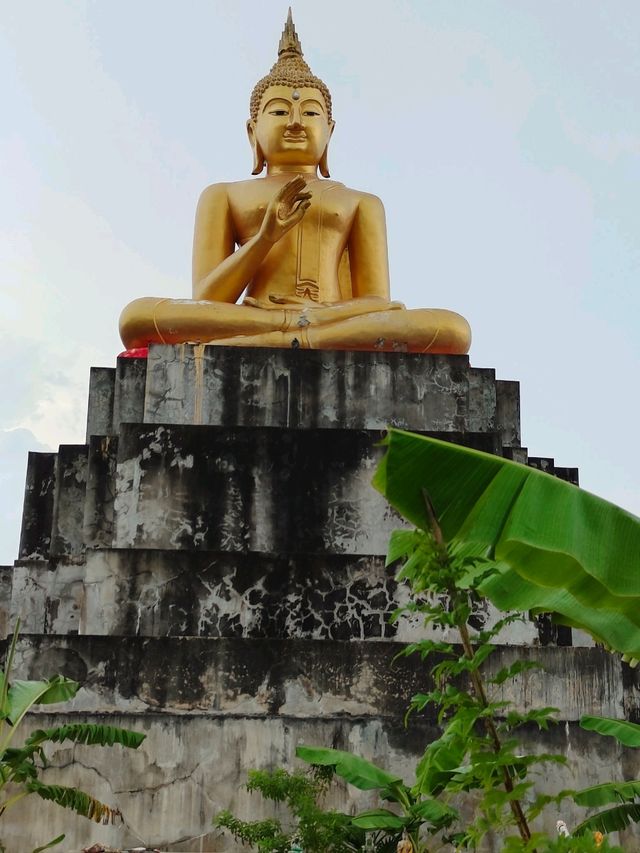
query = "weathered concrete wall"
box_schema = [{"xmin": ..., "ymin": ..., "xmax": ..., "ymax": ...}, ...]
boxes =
[
  {"xmin": 18, "ymin": 450, "xmax": 56, "ymax": 560},
  {"xmin": 4, "ymin": 715, "xmax": 636, "ymax": 852},
  {"xmin": 143, "ymin": 346, "xmax": 507, "ymax": 437},
  {"xmin": 17, "ymin": 346, "xmax": 582, "ymax": 571},
  {"xmin": 13, "ymin": 637, "xmax": 632, "ymax": 722},
  {"xmin": 50, "ymin": 444, "xmax": 89, "ymax": 558},
  {"xmin": 81, "ymin": 549, "xmax": 413, "ymax": 641},
  {"xmin": 0, "ymin": 567, "xmax": 11, "ymax": 639},
  {"xmin": 11, "ymin": 558, "xmax": 85, "ymax": 635},
  {"xmin": 85, "ymin": 366, "xmax": 115, "ymax": 441},
  {"xmin": 112, "ymin": 424, "xmax": 399, "ymax": 554},
  {"xmin": 4, "ymin": 345, "xmax": 603, "ymax": 852},
  {"xmin": 3, "ymin": 639, "xmax": 639, "ymax": 852},
  {"xmin": 83, "ymin": 434, "xmax": 118, "ymax": 548},
  {"xmin": 79, "ymin": 548, "xmax": 543, "ymax": 645}
]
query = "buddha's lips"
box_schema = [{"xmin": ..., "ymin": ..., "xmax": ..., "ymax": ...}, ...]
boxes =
[{"xmin": 283, "ymin": 133, "xmax": 306, "ymax": 141}]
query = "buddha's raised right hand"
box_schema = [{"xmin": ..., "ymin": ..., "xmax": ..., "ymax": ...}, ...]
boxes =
[{"xmin": 258, "ymin": 177, "xmax": 312, "ymax": 245}]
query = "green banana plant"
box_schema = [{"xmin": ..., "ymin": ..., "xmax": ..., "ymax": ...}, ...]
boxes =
[
  {"xmin": 296, "ymin": 745, "xmax": 457, "ymax": 851},
  {"xmin": 216, "ymin": 430, "xmax": 640, "ymax": 850},
  {"xmin": 373, "ymin": 428, "xmax": 640, "ymax": 842},
  {"xmin": 0, "ymin": 621, "xmax": 145, "ymax": 852},
  {"xmin": 571, "ymin": 716, "xmax": 640, "ymax": 836},
  {"xmin": 372, "ymin": 429, "xmax": 640, "ymax": 661}
]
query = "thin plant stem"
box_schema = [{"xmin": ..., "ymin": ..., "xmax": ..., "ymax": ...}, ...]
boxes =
[
  {"xmin": 421, "ymin": 491, "xmax": 534, "ymax": 847},
  {"xmin": 458, "ymin": 620, "xmax": 532, "ymax": 844}
]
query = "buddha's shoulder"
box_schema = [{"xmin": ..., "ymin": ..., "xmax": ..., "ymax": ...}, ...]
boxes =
[
  {"xmin": 325, "ymin": 183, "xmax": 382, "ymax": 197},
  {"xmin": 197, "ymin": 181, "xmax": 234, "ymax": 207},
  {"xmin": 338, "ymin": 184, "xmax": 380, "ymax": 199},
  {"xmin": 337, "ymin": 186, "xmax": 386, "ymax": 219},
  {"xmin": 345, "ymin": 187, "xmax": 385, "ymax": 207},
  {"xmin": 198, "ymin": 179, "xmax": 277, "ymax": 208}
]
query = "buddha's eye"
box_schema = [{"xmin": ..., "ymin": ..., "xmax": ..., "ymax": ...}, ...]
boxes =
[
  {"xmin": 269, "ymin": 109, "xmax": 288, "ymax": 116},
  {"xmin": 303, "ymin": 110, "xmax": 320, "ymax": 116}
]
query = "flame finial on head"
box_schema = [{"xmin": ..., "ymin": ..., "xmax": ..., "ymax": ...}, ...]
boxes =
[
  {"xmin": 278, "ymin": 8, "xmax": 302, "ymax": 57},
  {"xmin": 249, "ymin": 8, "xmax": 333, "ymax": 121}
]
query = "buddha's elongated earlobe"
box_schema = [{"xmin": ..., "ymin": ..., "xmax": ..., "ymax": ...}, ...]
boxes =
[
  {"xmin": 319, "ymin": 121, "xmax": 335, "ymax": 179},
  {"xmin": 252, "ymin": 142, "xmax": 266, "ymax": 175},
  {"xmin": 247, "ymin": 120, "xmax": 265, "ymax": 175},
  {"xmin": 319, "ymin": 147, "xmax": 330, "ymax": 178}
]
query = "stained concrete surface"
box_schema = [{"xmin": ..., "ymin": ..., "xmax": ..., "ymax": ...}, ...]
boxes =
[{"xmin": 2, "ymin": 345, "xmax": 611, "ymax": 853}]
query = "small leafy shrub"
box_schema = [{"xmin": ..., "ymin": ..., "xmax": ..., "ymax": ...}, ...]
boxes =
[{"xmin": 215, "ymin": 766, "xmax": 372, "ymax": 852}]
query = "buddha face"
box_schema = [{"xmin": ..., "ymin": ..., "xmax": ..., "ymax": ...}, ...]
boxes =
[{"xmin": 248, "ymin": 85, "xmax": 334, "ymax": 173}]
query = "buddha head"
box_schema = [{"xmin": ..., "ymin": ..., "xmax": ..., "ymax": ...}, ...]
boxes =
[{"xmin": 248, "ymin": 10, "xmax": 335, "ymax": 177}]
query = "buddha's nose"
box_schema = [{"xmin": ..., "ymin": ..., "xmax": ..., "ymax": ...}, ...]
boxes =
[{"xmin": 287, "ymin": 104, "xmax": 303, "ymax": 129}]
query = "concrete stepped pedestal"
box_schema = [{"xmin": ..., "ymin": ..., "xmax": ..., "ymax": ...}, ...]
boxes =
[{"xmin": 3, "ymin": 345, "xmax": 632, "ymax": 853}]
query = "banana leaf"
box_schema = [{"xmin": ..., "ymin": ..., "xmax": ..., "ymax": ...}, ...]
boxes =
[
  {"xmin": 573, "ymin": 780, "xmax": 640, "ymax": 807},
  {"xmin": 25, "ymin": 723, "xmax": 145, "ymax": 750},
  {"xmin": 27, "ymin": 779, "xmax": 123, "ymax": 823},
  {"xmin": 372, "ymin": 430, "xmax": 640, "ymax": 658},
  {"xmin": 580, "ymin": 715, "xmax": 640, "ymax": 747},
  {"xmin": 6, "ymin": 676, "xmax": 79, "ymax": 727},
  {"xmin": 32, "ymin": 836, "xmax": 65, "ymax": 853},
  {"xmin": 351, "ymin": 809, "xmax": 406, "ymax": 830},
  {"xmin": 573, "ymin": 803, "xmax": 640, "ymax": 835},
  {"xmin": 296, "ymin": 746, "xmax": 404, "ymax": 791},
  {"xmin": 410, "ymin": 798, "xmax": 457, "ymax": 826}
]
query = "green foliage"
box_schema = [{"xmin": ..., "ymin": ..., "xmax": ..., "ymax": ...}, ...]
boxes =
[
  {"xmin": 350, "ymin": 809, "xmax": 405, "ymax": 831},
  {"xmin": 391, "ymin": 517, "xmax": 574, "ymax": 845},
  {"xmin": 31, "ymin": 836, "xmax": 66, "ymax": 853},
  {"xmin": 574, "ymin": 802, "xmax": 640, "ymax": 836},
  {"xmin": 373, "ymin": 429, "xmax": 640, "ymax": 661},
  {"xmin": 295, "ymin": 745, "xmax": 457, "ymax": 845},
  {"xmin": 25, "ymin": 723, "xmax": 146, "ymax": 751},
  {"xmin": 216, "ymin": 429, "xmax": 640, "ymax": 850},
  {"xmin": 502, "ymin": 833, "xmax": 623, "ymax": 852},
  {"xmin": 580, "ymin": 715, "xmax": 640, "ymax": 747},
  {"xmin": 574, "ymin": 780, "xmax": 640, "ymax": 808},
  {"xmin": 214, "ymin": 767, "xmax": 367, "ymax": 852},
  {"xmin": 295, "ymin": 747, "xmax": 403, "ymax": 793},
  {"xmin": 215, "ymin": 810, "xmax": 289, "ymax": 853},
  {"xmin": 25, "ymin": 780, "xmax": 123, "ymax": 824},
  {"xmin": 564, "ymin": 716, "xmax": 640, "ymax": 837},
  {"xmin": 4, "ymin": 676, "xmax": 79, "ymax": 728},
  {"xmin": 373, "ymin": 428, "xmax": 640, "ymax": 848},
  {"xmin": 0, "ymin": 622, "xmax": 145, "ymax": 853},
  {"xmin": 290, "ymin": 519, "xmax": 574, "ymax": 851},
  {"xmin": 223, "ymin": 485, "xmax": 625, "ymax": 849}
]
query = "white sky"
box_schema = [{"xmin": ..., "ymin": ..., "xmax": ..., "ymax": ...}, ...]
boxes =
[{"xmin": 1, "ymin": 0, "xmax": 639, "ymax": 563}]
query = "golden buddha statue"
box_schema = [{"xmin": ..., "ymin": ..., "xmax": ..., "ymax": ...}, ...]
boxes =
[{"xmin": 119, "ymin": 10, "xmax": 471, "ymax": 355}]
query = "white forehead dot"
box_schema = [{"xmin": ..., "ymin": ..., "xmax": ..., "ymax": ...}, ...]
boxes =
[{"xmin": 292, "ymin": 89, "xmax": 301, "ymax": 100}]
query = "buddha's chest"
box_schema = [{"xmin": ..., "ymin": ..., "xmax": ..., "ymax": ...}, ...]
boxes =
[{"xmin": 228, "ymin": 182, "xmax": 355, "ymax": 245}]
